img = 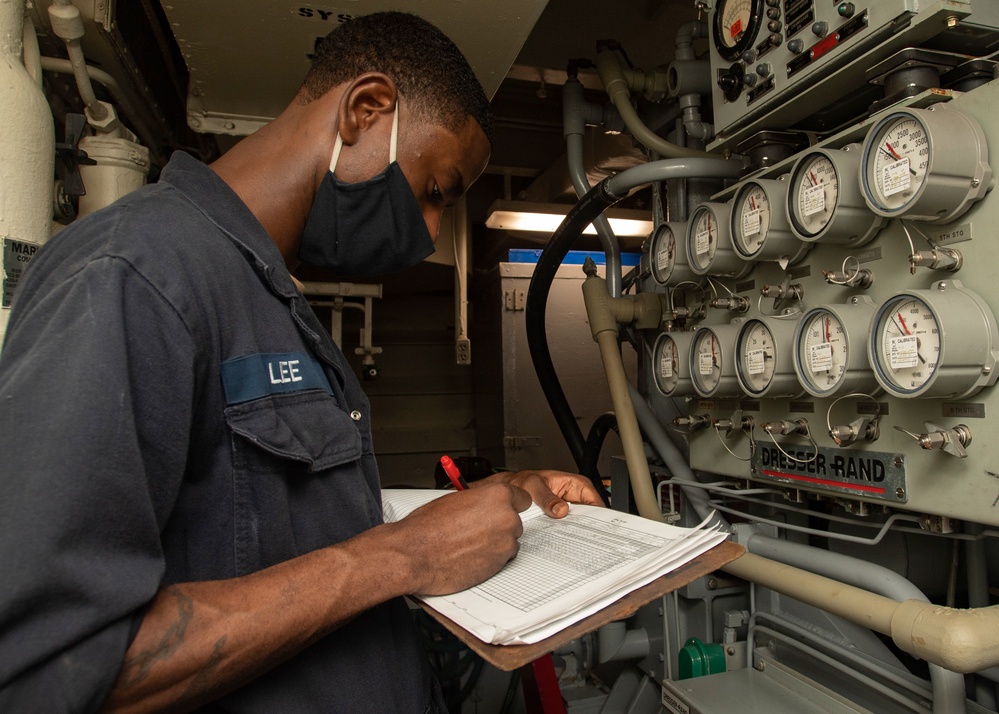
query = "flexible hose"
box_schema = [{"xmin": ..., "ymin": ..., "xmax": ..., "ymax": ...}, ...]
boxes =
[
  {"xmin": 581, "ymin": 412, "xmax": 617, "ymax": 487},
  {"xmin": 526, "ymin": 158, "xmax": 741, "ymax": 482},
  {"xmin": 526, "ymin": 181, "xmax": 619, "ymax": 476}
]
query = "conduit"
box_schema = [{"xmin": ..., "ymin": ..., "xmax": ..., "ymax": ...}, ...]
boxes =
[{"xmin": 595, "ymin": 49, "xmax": 711, "ymax": 159}]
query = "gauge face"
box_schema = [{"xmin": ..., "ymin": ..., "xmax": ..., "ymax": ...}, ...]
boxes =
[
  {"xmin": 791, "ymin": 154, "xmax": 839, "ymax": 237},
  {"xmin": 713, "ymin": 0, "xmax": 763, "ymax": 61},
  {"xmin": 692, "ymin": 328, "xmax": 723, "ymax": 395},
  {"xmin": 738, "ymin": 320, "xmax": 777, "ymax": 395},
  {"xmin": 865, "ymin": 115, "xmax": 929, "ymax": 212},
  {"xmin": 650, "ymin": 224, "xmax": 676, "ymax": 285},
  {"xmin": 797, "ymin": 310, "xmax": 849, "ymax": 394},
  {"xmin": 655, "ymin": 334, "xmax": 680, "ymax": 394},
  {"xmin": 734, "ymin": 183, "xmax": 770, "ymax": 257},
  {"xmin": 688, "ymin": 206, "xmax": 718, "ymax": 272},
  {"xmin": 874, "ymin": 297, "xmax": 940, "ymax": 393}
]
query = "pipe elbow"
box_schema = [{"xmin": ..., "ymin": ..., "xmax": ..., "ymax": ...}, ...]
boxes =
[
  {"xmin": 596, "ymin": 50, "xmax": 631, "ymax": 102},
  {"xmin": 892, "ymin": 601, "xmax": 999, "ymax": 673},
  {"xmin": 581, "ymin": 275, "xmax": 619, "ymax": 338}
]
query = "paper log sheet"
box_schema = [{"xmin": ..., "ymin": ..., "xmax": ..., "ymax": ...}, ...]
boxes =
[{"xmin": 381, "ymin": 489, "xmax": 727, "ymax": 645}]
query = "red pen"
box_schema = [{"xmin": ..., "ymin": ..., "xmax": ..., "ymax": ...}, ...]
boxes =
[{"xmin": 440, "ymin": 455, "xmax": 469, "ymax": 490}]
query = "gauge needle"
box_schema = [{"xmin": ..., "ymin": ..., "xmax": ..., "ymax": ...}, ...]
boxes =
[
  {"xmin": 711, "ymin": 336, "xmax": 719, "ymax": 368},
  {"xmin": 809, "ymin": 171, "xmax": 818, "ymax": 186},
  {"xmin": 750, "ymin": 195, "xmax": 756, "ymax": 210},
  {"xmin": 895, "ymin": 313, "xmax": 926, "ymax": 364},
  {"xmin": 885, "ymin": 141, "xmax": 918, "ymax": 176}
]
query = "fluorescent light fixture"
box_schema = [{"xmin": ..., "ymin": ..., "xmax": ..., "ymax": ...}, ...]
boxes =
[{"xmin": 485, "ymin": 200, "xmax": 653, "ymax": 237}]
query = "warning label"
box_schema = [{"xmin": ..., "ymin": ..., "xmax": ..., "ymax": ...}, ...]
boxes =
[{"xmin": 3, "ymin": 239, "xmax": 40, "ymax": 308}]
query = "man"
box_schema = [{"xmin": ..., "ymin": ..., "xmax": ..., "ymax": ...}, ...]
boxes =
[{"xmin": 0, "ymin": 12, "xmax": 602, "ymax": 713}]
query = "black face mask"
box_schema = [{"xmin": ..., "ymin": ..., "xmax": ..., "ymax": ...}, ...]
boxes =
[{"xmin": 299, "ymin": 105, "xmax": 435, "ymax": 275}]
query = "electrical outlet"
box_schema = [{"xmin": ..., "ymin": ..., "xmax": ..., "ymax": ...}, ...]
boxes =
[{"xmin": 456, "ymin": 338, "xmax": 471, "ymax": 365}]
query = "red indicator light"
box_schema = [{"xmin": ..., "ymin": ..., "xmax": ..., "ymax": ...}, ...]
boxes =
[{"xmin": 810, "ymin": 32, "xmax": 839, "ymax": 60}]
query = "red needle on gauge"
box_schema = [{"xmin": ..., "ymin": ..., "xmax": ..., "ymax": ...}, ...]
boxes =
[
  {"xmin": 897, "ymin": 313, "xmax": 911, "ymax": 335},
  {"xmin": 825, "ymin": 317, "xmax": 831, "ymax": 343},
  {"xmin": 809, "ymin": 171, "xmax": 818, "ymax": 186},
  {"xmin": 885, "ymin": 142, "xmax": 902, "ymax": 160}
]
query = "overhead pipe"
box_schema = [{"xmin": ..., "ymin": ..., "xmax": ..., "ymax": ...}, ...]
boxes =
[
  {"xmin": 595, "ymin": 48, "xmax": 711, "ymax": 159},
  {"xmin": 563, "ymin": 75, "xmax": 623, "ymax": 297}
]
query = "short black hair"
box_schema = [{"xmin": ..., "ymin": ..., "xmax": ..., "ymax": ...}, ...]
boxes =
[{"xmin": 300, "ymin": 12, "xmax": 495, "ymax": 149}]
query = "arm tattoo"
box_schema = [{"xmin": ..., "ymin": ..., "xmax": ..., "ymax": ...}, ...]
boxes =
[{"xmin": 116, "ymin": 588, "xmax": 194, "ymax": 690}]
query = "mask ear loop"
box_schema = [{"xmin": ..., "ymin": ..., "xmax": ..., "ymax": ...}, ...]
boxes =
[{"xmin": 329, "ymin": 102, "xmax": 399, "ymax": 173}]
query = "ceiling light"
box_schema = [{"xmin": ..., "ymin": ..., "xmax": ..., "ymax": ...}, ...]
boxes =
[{"xmin": 485, "ymin": 200, "xmax": 653, "ymax": 237}]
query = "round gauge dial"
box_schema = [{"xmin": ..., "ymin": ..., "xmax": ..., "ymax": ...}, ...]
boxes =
[
  {"xmin": 866, "ymin": 116, "xmax": 929, "ymax": 213},
  {"xmin": 692, "ymin": 327, "xmax": 723, "ymax": 396},
  {"xmin": 792, "ymin": 300, "xmax": 878, "ymax": 398},
  {"xmin": 652, "ymin": 331, "xmax": 696, "ymax": 396},
  {"xmin": 731, "ymin": 177, "xmax": 809, "ymax": 264},
  {"xmin": 734, "ymin": 183, "xmax": 769, "ymax": 256},
  {"xmin": 788, "ymin": 145, "xmax": 886, "ymax": 246},
  {"xmin": 689, "ymin": 324, "xmax": 743, "ymax": 397},
  {"xmin": 737, "ymin": 320, "xmax": 777, "ymax": 394},
  {"xmin": 736, "ymin": 318, "xmax": 801, "ymax": 397},
  {"xmin": 798, "ymin": 310, "xmax": 848, "ymax": 393},
  {"xmin": 869, "ymin": 281, "xmax": 999, "ymax": 399},
  {"xmin": 655, "ymin": 333, "xmax": 679, "ymax": 394},
  {"xmin": 713, "ymin": 0, "xmax": 764, "ymax": 61},
  {"xmin": 686, "ymin": 202, "xmax": 751, "ymax": 277},
  {"xmin": 649, "ymin": 223, "xmax": 676, "ymax": 285},
  {"xmin": 861, "ymin": 106, "xmax": 991, "ymax": 223},
  {"xmin": 872, "ymin": 296, "xmax": 940, "ymax": 394},
  {"xmin": 790, "ymin": 154, "xmax": 838, "ymax": 237}
]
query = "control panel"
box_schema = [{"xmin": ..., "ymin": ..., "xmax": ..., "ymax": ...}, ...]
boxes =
[
  {"xmin": 703, "ymin": 0, "xmax": 999, "ymax": 151},
  {"xmin": 646, "ymin": 83, "xmax": 999, "ymax": 525}
]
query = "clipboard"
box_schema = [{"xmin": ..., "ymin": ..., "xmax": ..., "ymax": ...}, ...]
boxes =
[{"xmin": 418, "ymin": 541, "xmax": 745, "ymax": 671}]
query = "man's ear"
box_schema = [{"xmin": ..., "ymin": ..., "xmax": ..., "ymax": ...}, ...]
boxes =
[{"xmin": 336, "ymin": 73, "xmax": 398, "ymax": 146}]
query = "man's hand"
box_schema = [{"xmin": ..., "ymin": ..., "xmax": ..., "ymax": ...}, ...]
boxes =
[
  {"xmin": 388, "ymin": 484, "xmax": 533, "ymax": 595},
  {"xmin": 475, "ymin": 470, "xmax": 605, "ymax": 518}
]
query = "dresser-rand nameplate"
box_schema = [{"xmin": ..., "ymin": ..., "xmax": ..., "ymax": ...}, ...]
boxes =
[{"xmin": 751, "ymin": 444, "xmax": 907, "ymax": 502}]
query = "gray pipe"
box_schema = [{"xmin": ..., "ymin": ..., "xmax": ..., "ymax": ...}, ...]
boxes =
[
  {"xmin": 628, "ymin": 384, "xmax": 726, "ymax": 529},
  {"xmin": 563, "ymin": 79, "xmax": 623, "ymax": 297},
  {"xmin": 605, "ymin": 157, "xmax": 743, "ymax": 198},
  {"xmin": 746, "ymin": 532, "xmax": 966, "ymax": 714}
]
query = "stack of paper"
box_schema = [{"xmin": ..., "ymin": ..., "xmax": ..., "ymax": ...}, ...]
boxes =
[{"xmin": 382, "ymin": 489, "xmax": 728, "ymax": 645}]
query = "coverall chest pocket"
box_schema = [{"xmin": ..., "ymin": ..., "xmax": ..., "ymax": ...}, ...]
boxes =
[{"xmin": 224, "ymin": 391, "xmax": 377, "ymax": 575}]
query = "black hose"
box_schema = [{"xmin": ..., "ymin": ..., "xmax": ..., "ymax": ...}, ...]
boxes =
[
  {"xmin": 525, "ymin": 179, "xmax": 621, "ymax": 500},
  {"xmin": 581, "ymin": 412, "xmax": 618, "ymax": 487}
]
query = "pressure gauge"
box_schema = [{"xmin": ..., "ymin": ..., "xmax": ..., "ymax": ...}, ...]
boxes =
[
  {"xmin": 735, "ymin": 317, "xmax": 802, "ymax": 398},
  {"xmin": 793, "ymin": 299, "xmax": 878, "ymax": 397},
  {"xmin": 869, "ymin": 281, "xmax": 999, "ymax": 399},
  {"xmin": 648, "ymin": 222, "xmax": 696, "ymax": 286},
  {"xmin": 690, "ymin": 323, "xmax": 743, "ymax": 398},
  {"xmin": 653, "ymin": 331, "xmax": 696, "ymax": 397},
  {"xmin": 731, "ymin": 176, "xmax": 809, "ymax": 265},
  {"xmin": 788, "ymin": 145, "xmax": 887, "ymax": 246},
  {"xmin": 861, "ymin": 105, "xmax": 992, "ymax": 223},
  {"xmin": 712, "ymin": 0, "xmax": 764, "ymax": 62},
  {"xmin": 686, "ymin": 202, "xmax": 752, "ymax": 278}
]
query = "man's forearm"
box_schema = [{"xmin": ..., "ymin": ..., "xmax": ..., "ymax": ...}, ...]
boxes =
[{"xmin": 100, "ymin": 526, "xmax": 413, "ymax": 714}]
